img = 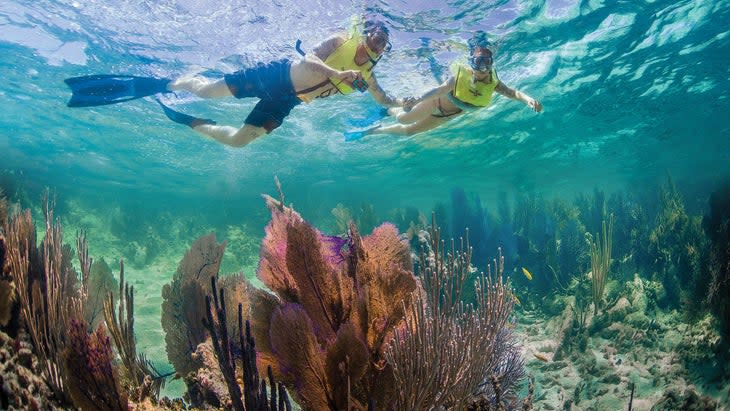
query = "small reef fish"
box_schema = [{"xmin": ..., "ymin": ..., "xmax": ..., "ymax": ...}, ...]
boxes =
[
  {"xmin": 533, "ymin": 353, "xmax": 550, "ymax": 362},
  {"xmin": 521, "ymin": 267, "xmax": 533, "ymax": 281},
  {"xmin": 512, "ymin": 293, "xmax": 521, "ymax": 305}
]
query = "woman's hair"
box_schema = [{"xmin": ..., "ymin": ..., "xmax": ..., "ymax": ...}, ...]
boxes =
[{"xmin": 468, "ymin": 30, "xmax": 491, "ymax": 52}]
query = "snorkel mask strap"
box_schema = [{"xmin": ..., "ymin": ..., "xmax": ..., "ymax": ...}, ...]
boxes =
[
  {"xmin": 467, "ymin": 31, "xmax": 494, "ymax": 71},
  {"xmin": 467, "ymin": 30, "xmax": 492, "ymax": 54}
]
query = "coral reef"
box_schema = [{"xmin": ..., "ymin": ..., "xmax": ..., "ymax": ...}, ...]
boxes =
[
  {"xmin": 0, "ymin": 327, "xmax": 66, "ymax": 410},
  {"xmin": 9, "ymin": 178, "xmax": 730, "ymax": 409},
  {"xmin": 159, "ymin": 228, "xmax": 289, "ymax": 409},
  {"xmin": 0, "ymin": 278, "xmax": 13, "ymax": 327},
  {"xmin": 2, "ymin": 198, "xmax": 174, "ymax": 410},
  {"xmin": 202, "ymin": 276, "xmax": 291, "ymax": 411},
  {"xmin": 676, "ymin": 314, "xmax": 728, "ymax": 388},
  {"xmin": 63, "ymin": 319, "xmax": 128, "ymax": 411},
  {"xmin": 4, "ymin": 201, "xmax": 86, "ymax": 402},
  {"xmin": 650, "ymin": 386, "xmax": 721, "ymax": 411},
  {"xmin": 104, "ymin": 260, "xmax": 167, "ymax": 400},
  {"xmin": 86, "ymin": 257, "xmax": 119, "ymax": 330},
  {"xmin": 385, "ymin": 217, "xmax": 524, "ymax": 409},
  {"xmin": 161, "ymin": 233, "xmax": 227, "ymax": 378},
  {"xmin": 589, "ymin": 214, "xmax": 613, "ymax": 315},
  {"xmin": 253, "ymin": 194, "xmax": 419, "ymax": 409},
  {"xmin": 646, "ymin": 178, "xmax": 706, "ymax": 311},
  {"xmin": 0, "ymin": 189, "xmax": 7, "ymax": 288},
  {"xmin": 704, "ymin": 184, "xmax": 730, "ymax": 340},
  {"xmin": 521, "ymin": 268, "xmax": 730, "ymax": 409},
  {"xmin": 184, "ymin": 336, "xmax": 230, "ymax": 408}
]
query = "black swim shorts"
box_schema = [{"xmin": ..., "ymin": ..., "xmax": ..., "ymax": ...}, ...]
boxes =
[{"xmin": 224, "ymin": 59, "xmax": 302, "ymax": 133}]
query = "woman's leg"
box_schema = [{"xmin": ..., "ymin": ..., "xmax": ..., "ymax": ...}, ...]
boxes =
[
  {"xmin": 393, "ymin": 100, "xmax": 436, "ymax": 124},
  {"xmin": 367, "ymin": 114, "xmax": 453, "ymax": 136},
  {"xmin": 169, "ymin": 76, "xmax": 232, "ymax": 98}
]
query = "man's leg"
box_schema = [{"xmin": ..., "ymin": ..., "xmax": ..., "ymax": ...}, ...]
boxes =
[
  {"xmin": 169, "ymin": 76, "xmax": 233, "ymax": 98},
  {"xmin": 192, "ymin": 123, "xmax": 267, "ymax": 147},
  {"xmin": 192, "ymin": 95, "xmax": 296, "ymax": 147},
  {"xmin": 159, "ymin": 98, "xmax": 267, "ymax": 147}
]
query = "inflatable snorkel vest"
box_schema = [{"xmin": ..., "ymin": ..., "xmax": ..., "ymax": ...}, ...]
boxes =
[
  {"xmin": 451, "ymin": 63, "xmax": 498, "ymax": 107},
  {"xmin": 324, "ymin": 16, "xmax": 380, "ymax": 94}
]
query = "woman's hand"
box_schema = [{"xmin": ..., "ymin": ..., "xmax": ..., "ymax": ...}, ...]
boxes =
[{"xmin": 527, "ymin": 97, "xmax": 543, "ymax": 112}]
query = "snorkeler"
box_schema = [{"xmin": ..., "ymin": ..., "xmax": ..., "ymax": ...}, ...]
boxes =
[
  {"xmin": 344, "ymin": 31, "xmax": 542, "ymax": 140},
  {"xmin": 65, "ymin": 20, "xmax": 405, "ymax": 148}
]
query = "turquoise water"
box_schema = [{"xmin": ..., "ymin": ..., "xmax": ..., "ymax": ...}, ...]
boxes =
[
  {"xmin": 2, "ymin": 0, "xmax": 729, "ymax": 403},
  {"xmin": 3, "ymin": 0, "xmax": 728, "ymax": 215}
]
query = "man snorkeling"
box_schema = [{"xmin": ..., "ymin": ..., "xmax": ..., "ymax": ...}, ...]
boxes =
[
  {"xmin": 65, "ymin": 20, "xmax": 404, "ymax": 148},
  {"xmin": 345, "ymin": 31, "xmax": 542, "ymax": 139}
]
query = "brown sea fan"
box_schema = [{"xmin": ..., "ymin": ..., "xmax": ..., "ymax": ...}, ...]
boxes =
[
  {"xmin": 253, "ymin": 194, "xmax": 419, "ymax": 409},
  {"xmin": 161, "ymin": 232, "xmax": 226, "ymax": 377}
]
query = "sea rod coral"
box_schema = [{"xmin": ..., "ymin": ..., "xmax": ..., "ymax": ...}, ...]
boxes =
[
  {"xmin": 2, "ymin": 199, "xmax": 129, "ymax": 410},
  {"xmin": 385, "ymin": 216, "xmax": 525, "ymax": 410}
]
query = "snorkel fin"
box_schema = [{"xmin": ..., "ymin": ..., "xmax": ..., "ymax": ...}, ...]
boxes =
[
  {"xmin": 347, "ymin": 105, "xmax": 388, "ymax": 128},
  {"xmin": 156, "ymin": 99, "xmax": 216, "ymax": 128},
  {"xmin": 65, "ymin": 75, "xmax": 171, "ymax": 107}
]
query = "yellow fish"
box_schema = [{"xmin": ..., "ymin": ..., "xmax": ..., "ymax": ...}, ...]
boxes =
[
  {"xmin": 521, "ymin": 267, "xmax": 533, "ymax": 281},
  {"xmin": 533, "ymin": 353, "xmax": 549, "ymax": 362},
  {"xmin": 512, "ymin": 293, "xmax": 521, "ymax": 305}
]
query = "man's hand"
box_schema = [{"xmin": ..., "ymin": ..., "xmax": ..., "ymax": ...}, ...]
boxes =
[
  {"xmin": 333, "ymin": 70, "xmax": 364, "ymax": 88},
  {"xmin": 527, "ymin": 98, "xmax": 543, "ymax": 112},
  {"xmin": 402, "ymin": 96, "xmax": 418, "ymax": 112}
]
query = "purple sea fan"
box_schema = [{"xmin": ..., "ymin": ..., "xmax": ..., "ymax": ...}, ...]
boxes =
[
  {"xmin": 256, "ymin": 194, "xmax": 355, "ymax": 345},
  {"xmin": 63, "ymin": 319, "xmax": 128, "ymax": 411},
  {"xmin": 252, "ymin": 194, "xmax": 420, "ymax": 409}
]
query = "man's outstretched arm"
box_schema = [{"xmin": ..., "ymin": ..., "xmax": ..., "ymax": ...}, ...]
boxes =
[{"xmin": 366, "ymin": 74, "xmax": 404, "ymax": 107}]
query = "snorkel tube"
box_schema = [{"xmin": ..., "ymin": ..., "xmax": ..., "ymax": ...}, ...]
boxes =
[{"xmin": 295, "ymin": 39, "xmax": 305, "ymax": 56}]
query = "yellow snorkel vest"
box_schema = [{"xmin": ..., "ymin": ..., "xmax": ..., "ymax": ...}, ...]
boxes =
[
  {"xmin": 451, "ymin": 64, "xmax": 498, "ymax": 107},
  {"xmin": 324, "ymin": 35, "xmax": 377, "ymax": 94}
]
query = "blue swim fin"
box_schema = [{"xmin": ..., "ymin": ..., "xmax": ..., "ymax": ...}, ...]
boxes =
[
  {"xmin": 344, "ymin": 130, "xmax": 368, "ymax": 141},
  {"xmin": 343, "ymin": 123, "xmax": 381, "ymax": 141},
  {"xmin": 347, "ymin": 106, "xmax": 388, "ymax": 128},
  {"xmin": 65, "ymin": 75, "xmax": 171, "ymax": 107},
  {"xmin": 156, "ymin": 99, "xmax": 216, "ymax": 128}
]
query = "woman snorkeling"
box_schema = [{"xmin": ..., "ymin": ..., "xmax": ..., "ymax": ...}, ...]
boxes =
[{"xmin": 347, "ymin": 31, "xmax": 542, "ymax": 139}]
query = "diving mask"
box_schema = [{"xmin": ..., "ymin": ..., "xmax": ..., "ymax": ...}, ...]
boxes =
[{"xmin": 469, "ymin": 55, "xmax": 493, "ymax": 71}]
